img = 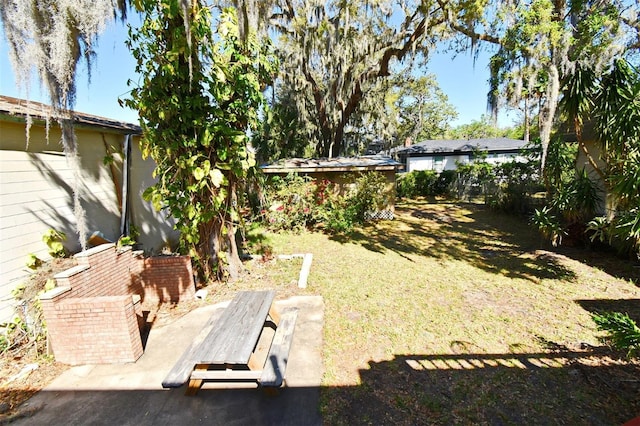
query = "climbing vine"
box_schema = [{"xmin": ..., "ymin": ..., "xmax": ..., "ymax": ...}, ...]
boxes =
[{"xmin": 124, "ymin": 1, "xmax": 276, "ymax": 281}]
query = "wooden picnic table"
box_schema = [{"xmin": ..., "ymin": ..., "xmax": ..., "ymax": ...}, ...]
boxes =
[{"xmin": 162, "ymin": 290, "xmax": 297, "ymax": 395}]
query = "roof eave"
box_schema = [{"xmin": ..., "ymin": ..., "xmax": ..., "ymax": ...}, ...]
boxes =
[{"xmin": 262, "ymin": 165, "xmax": 399, "ymax": 174}]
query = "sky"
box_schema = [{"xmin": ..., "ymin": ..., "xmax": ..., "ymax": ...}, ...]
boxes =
[{"xmin": 0, "ymin": 15, "xmax": 516, "ymax": 129}]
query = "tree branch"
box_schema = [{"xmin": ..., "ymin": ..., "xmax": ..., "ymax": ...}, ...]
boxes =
[{"xmin": 436, "ymin": 0, "xmax": 501, "ymax": 45}]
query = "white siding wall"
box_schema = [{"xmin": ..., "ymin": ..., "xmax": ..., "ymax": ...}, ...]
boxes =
[
  {"xmin": 406, "ymin": 157, "xmax": 433, "ymax": 172},
  {"xmin": 406, "ymin": 152, "xmax": 525, "ymax": 173}
]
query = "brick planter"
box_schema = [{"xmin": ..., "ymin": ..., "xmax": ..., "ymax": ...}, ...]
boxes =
[{"xmin": 40, "ymin": 244, "xmax": 195, "ymax": 365}]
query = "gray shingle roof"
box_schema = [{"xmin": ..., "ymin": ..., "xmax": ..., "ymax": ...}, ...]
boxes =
[
  {"xmin": 261, "ymin": 156, "xmax": 401, "ymax": 173},
  {"xmin": 0, "ymin": 95, "xmax": 141, "ymax": 134},
  {"xmin": 396, "ymin": 137, "xmax": 527, "ymax": 156}
]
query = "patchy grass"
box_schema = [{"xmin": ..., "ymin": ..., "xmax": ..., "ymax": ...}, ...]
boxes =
[{"xmin": 265, "ymin": 199, "xmax": 640, "ymax": 425}]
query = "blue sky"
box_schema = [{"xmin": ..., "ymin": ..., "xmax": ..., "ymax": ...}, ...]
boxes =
[{"xmin": 0, "ymin": 17, "xmax": 516, "ymax": 128}]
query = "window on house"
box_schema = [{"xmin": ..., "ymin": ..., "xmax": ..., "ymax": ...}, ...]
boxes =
[{"xmin": 434, "ymin": 156, "xmax": 444, "ymax": 170}]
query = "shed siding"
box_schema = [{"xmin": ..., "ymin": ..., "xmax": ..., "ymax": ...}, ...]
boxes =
[
  {"xmin": 128, "ymin": 141, "xmax": 180, "ymax": 252},
  {"xmin": 0, "ymin": 119, "xmax": 182, "ymax": 323}
]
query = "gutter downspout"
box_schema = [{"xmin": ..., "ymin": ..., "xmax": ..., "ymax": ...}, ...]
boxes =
[{"xmin": 120, "ymin": 134, "xmax": 131, "ymax": 237}]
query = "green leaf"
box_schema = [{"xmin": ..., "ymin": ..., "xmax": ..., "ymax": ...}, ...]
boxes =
[
  {"xmin": 210, "ymin": 168, "xmax": 224, "ymax": 188},
  {"xmin": 142, "ymin": 186, "xmax": 154, "ymax": 202},
  {"xmin": 193, "ymin": 167, "xmax": 205, "ymax": 181}
]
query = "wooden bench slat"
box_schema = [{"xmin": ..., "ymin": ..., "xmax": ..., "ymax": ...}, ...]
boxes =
[
  {"xmin": 190, "ymin": 369, "xmax": 263, "ymax": 381},
  {"xmin": 161, "ymin": 310, "xmax": 223, "ymax": 388},
  {"xmin": 192, "ymin": 290, "xmax": 275, "ymax": 365},
  {"xmin": 260, "ymin": 310, "xmax": 298, "ymax": 387}
]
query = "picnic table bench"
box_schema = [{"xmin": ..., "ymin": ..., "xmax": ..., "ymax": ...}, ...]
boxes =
[{"xmin": 162, "ymin": 290, "xmax": 297, "ymax": 395}]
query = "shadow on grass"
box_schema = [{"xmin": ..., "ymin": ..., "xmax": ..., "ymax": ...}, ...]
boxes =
[
  {"xmin": 331, "ymin": 199, "xmax": 577, "ymax": 283},
  {"xmin": 576, "ymin": 298, "xmax": 640, "ymax": 325},
  {"xmin": 323, "ymin": 349, "xmax": 640, "ymax": 425},
  {"xmin": 7, "ymin": 349, "xmax": 638, "ymax": 426},
  {"xmin": 557, "ymin": 246, "xmax": 640, "ymax": 287}
]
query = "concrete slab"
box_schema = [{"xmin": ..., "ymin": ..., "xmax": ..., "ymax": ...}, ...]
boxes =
[{"xmin": 12, "ymin": 295, "xmax": 324, "ymax": 425}]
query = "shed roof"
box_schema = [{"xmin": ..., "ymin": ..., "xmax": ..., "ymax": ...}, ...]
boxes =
[
  {"xmin": 261, "ymin": 156, "xmax": 401, "ymax": 173},
  {"xmin": 396, "ymin": 137, "xmax": 527, "ymax": 156},
  {"xmin": 0, "ymin": 95, "xmax": 141, "ymax": 134}
]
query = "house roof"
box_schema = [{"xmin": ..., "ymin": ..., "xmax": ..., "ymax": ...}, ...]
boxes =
[
  {"xmin": 396, "ymin": 137, "xmax": 528, "ymax": 156},
  {"xmin": 0, "ymin": 95, "xmax": 141, "ymax": 134},
  {"xmin": 261, "ymin": 156, "xmax": 401, "ymax": 173}
]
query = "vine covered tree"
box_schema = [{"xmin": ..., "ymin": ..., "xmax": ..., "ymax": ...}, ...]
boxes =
[{"xmin": 125, "ymin": 2, "xmax": 276, "ymax": 280}]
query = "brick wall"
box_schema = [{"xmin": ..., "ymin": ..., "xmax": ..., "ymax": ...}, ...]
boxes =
[
  {"xmin": 56, "ymin": 244, "xmax": 142, "ymax": 298},
  {"xmin": 42, "ymin": 295, "xmax": 143, "ymax": 365},
  {"xmin": 40, "ymin": 244, "xmax": 195, "ymax": 365},
  {"xmin": 135, "ymin": 256, "xmax": 195, "ymax": 304}
]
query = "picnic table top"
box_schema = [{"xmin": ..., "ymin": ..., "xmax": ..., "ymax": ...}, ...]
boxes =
[{"xmin": 189, "ymin": 290, "xmax": 276, "ymax": 365}]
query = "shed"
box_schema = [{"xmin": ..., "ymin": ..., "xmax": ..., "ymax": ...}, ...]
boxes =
[{"xmin": 261, "ymin": 156, "xmax": 401, "ymax": 218}]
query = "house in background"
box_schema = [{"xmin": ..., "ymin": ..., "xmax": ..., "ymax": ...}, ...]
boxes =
[
  {"xmin": 394, "ymin": 138, "xmax": 530, "ymax": 173},
  {"xmin": 261, "ymin": 156, "xmax": 401, "ymax": 217},
  {"xmin": 0, "ymin": 96, "xmax": 179, "ymax": 324}
]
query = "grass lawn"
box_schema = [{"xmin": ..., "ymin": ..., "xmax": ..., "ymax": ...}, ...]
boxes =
[{"xmin": 240, "ymin": 198, "xmax": 640, "ymax": 424}]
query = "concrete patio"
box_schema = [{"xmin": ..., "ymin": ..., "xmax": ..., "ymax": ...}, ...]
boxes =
[{"xmin": 11, "ymin": 295, "xmax": 324, "ymax": 425}]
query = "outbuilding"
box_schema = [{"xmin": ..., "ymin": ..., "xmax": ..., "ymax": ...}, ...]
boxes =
[
  {"xmin": 395, "ymin": 138, "xmax": 530, "ymax": 173},
  {"xmin": 261, "ymin": 156, "xmax": 401, "ymax": 219}
]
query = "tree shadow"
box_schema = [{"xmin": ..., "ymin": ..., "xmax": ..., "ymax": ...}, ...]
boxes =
[
  {"xmin": 332, "ymin": 200, "xmax": 577, "ymax": 283},
  {"xmin": 26, "ymin": 152, "xmax": 121, "ymax": 251},
  {"xmin": 6, "ymin": 348, "xmax": 638, "ymax": 425},
  {"xmin": 576, "ymin": 298, "xmax": 640, "ymax": 325},
  {"xmin": 324, "ymin": 350, "xmax": 640, "ymax": 425},
  {"xmin": 556, "ymin": 246, "xmax": 640, "ymax": 288}
]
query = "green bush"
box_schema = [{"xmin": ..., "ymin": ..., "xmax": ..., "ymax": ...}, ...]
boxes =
[
  {"xmin": 260, "ymin": 173, "xmax": 330, "ymax": 232},
  {"xmin": 351, "ymin": 171, "xmax": 390, "ymax": 220},
  {"xmin": 396, "ymin": 172, "xmax": 417, "ymax": 198},
  {"xmin": 260, "ymin": 171, "xmax": 390, "ymax": 233},
  {"xmin": 397, "ymin": 170, "xmax": 440, "ymax": 198},
  {"xmin": 592, "ymin": 311, "xmax": 640, "ymax": 358},
  {"xmin": 490, "ymin": 160, "xmax": 543, "ymax": 214},
  {"xmin": 414, "ymin": 170, "xmax": 438, "ymax": 196},
  {"xmin": 531, "ymin": 206, "xmax": 566, "ymax": 247},
  {"xmin": 434, "ymin": 170, "xmax": 455, "ymax": 196}
]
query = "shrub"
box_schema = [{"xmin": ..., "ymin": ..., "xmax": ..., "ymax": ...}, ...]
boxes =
[
  {"xmin": 396, "ymin": 172, "xmax": 417, "ymax": 198},
  {"xmin": 434, "ymin": 170, "xmax": 455, "ymax": 196},
  {"xmin": 453, "ymin": 162, "xmax": 494, "ymax": 201},
  {"xmin": 490, "ymin": 160, "xmax": 543, "ymax": 214},
  {"xmin": 592, "ymin": 311, "xmax": 640, "ymax": 358},
  {"xmin": 260, "ymin": 171, "xmax": 390, "ymax": 233},
  {"xmin": 531, "ymin": 206, "xmax": 566, "ymax": 247},
  {"xmin": 260, "ymin": 173, "xmax": 328, "ymax": 232},
  {"xmin": 397, "ymin": 170, "xmax": 440, "ymax": 198},
  {"xmin": 414, "ymin": 170, "xmax": 438, "ymax": 196},
  {"xmin": 351, "ymin": 171, "xmax": 390, "ymax": 221}
]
